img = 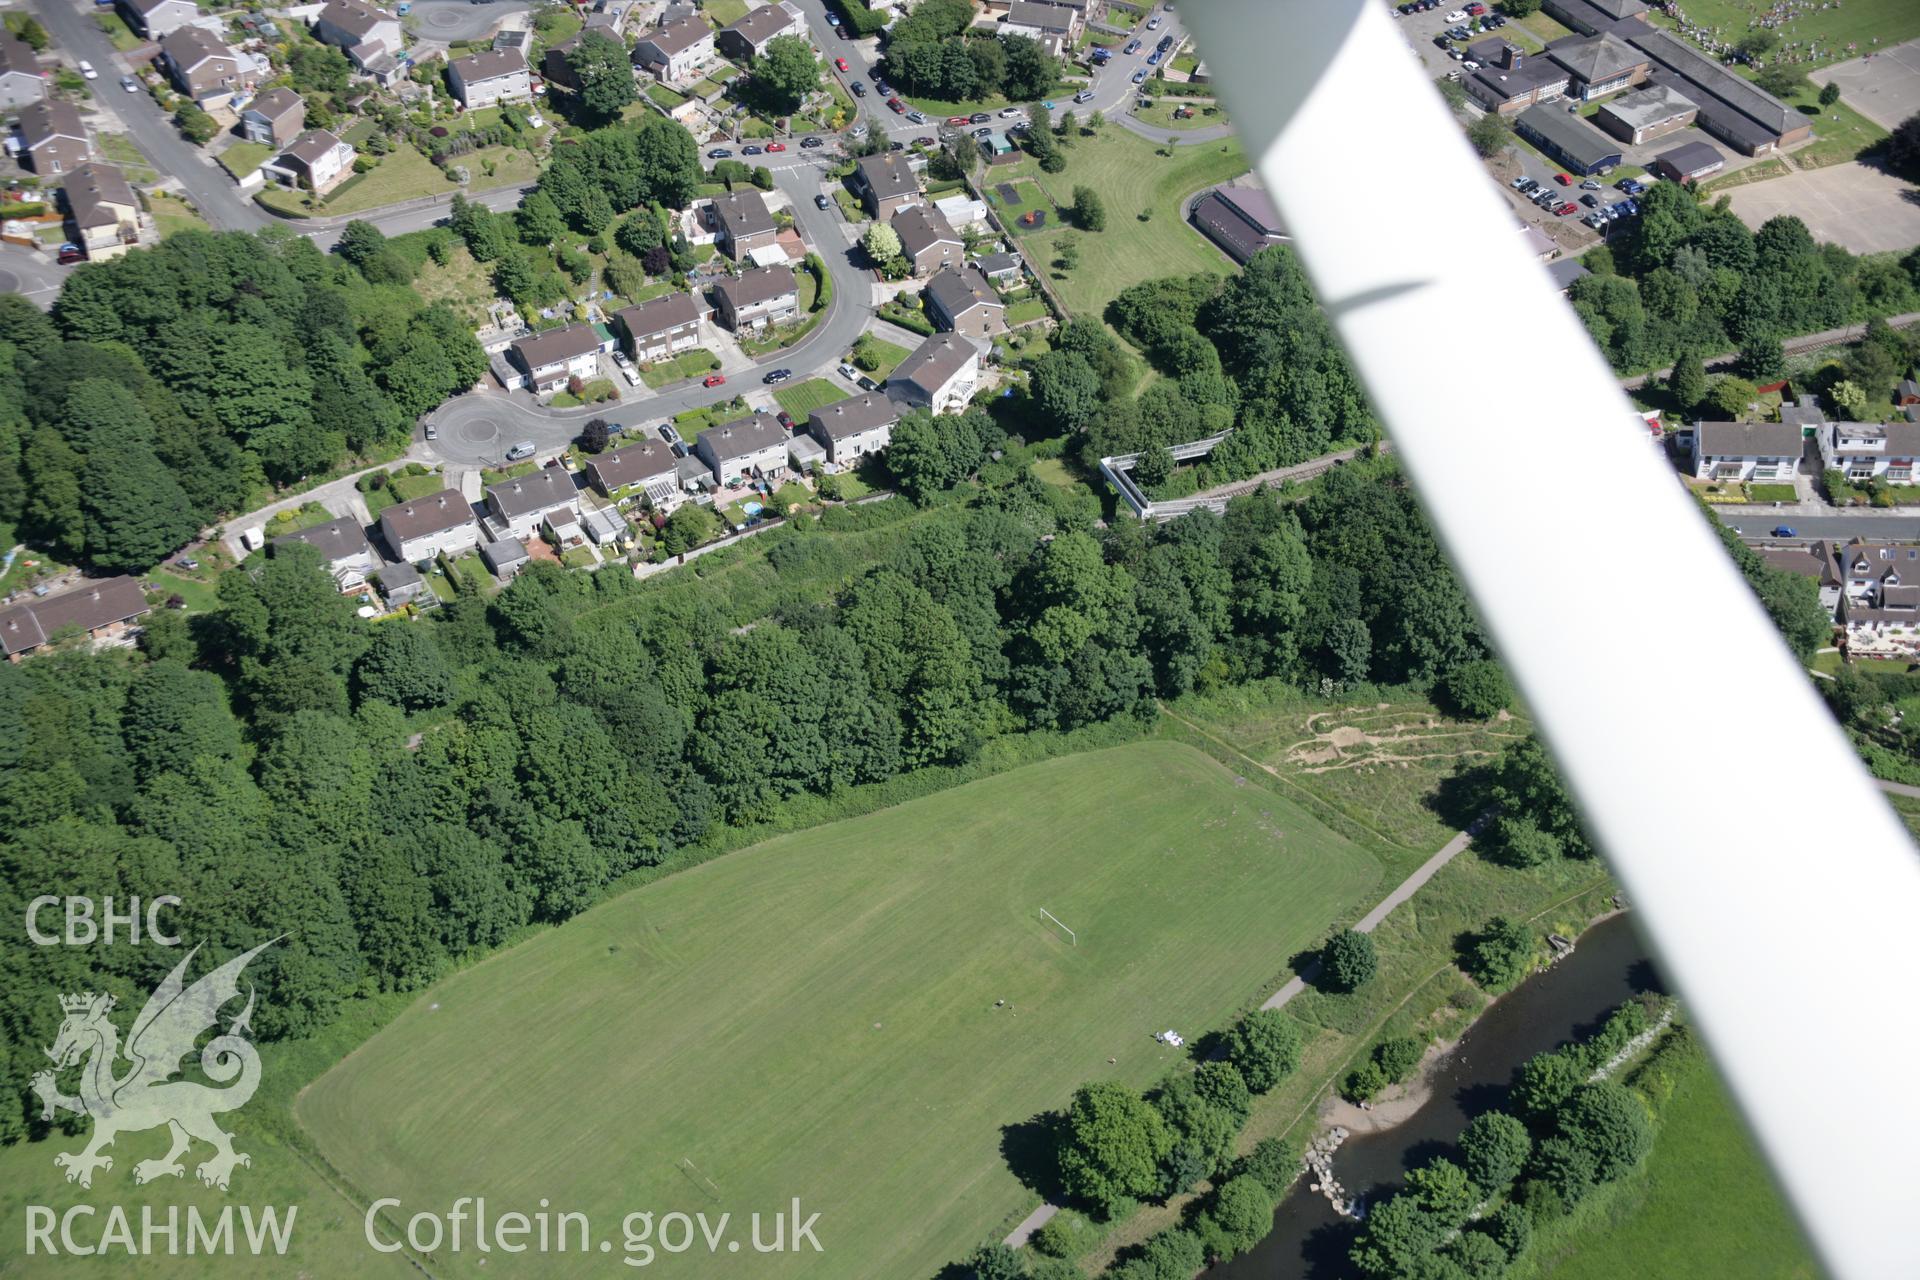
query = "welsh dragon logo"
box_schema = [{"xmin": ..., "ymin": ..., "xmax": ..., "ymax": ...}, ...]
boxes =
[{"xmin": 30, "ymin": 939, "xmax": 278, "ymax": 1192}]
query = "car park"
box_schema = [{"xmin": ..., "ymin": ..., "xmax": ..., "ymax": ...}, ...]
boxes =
[
  {"xmin": 703, "ymin": 373, "xmax": 726, "ymax": 387},
  {"xmin": 708, "ymin": 148, "xmax": 733, "ymax": 158},
  {"xmin": 763, "ymin": 368, "xmax": 793, "ymax": 385},
  {"xmin": 814, "ymin": 193, "xmax": 831, "ymax": 209},
  {"xmin": 506, "ymin": 440, "xmax": 536, "ymax": 461}
]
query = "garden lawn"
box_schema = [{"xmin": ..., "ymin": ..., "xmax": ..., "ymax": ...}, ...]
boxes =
[
  {"xmin": 97, "ymin": 133, "xmax": 158, "ymax": 183},
  {"xmin": 318, "ymin": 145, "xmax": 539, "ymax": 217},
  {"xmin": 773, "ymin": 377, "xmax": 844, "ymax": 419},
  {"xmin": 995, "ymin": 128, "xmax": 1247, "ymax": 316},
  {"xmin": 704, "ymin": 0, "xmax": 749, "ymax": 25},
  {"xmin": 298, "ymin": 741, "xmax": 1379, "ymax": 1280},
  {"xmin": 146, "ymin": 191, "xmax": 209, "ymax": 239},
  {"xmin": 409, "ymin": 244, "xmax": 497, "ymax": 324},
  {"xmin": 639, "ymin": 347, "xmax": 721, "ymax": 389},
  {"xmin": 1518, "ymin": 1043, "xmax": 1818, "ymax": 1280},
  {"xmin": 858, "ymin": 336, "xmax": 913, "ymax": 377},
  {"xmin": 219, "ymin": 141, "xmax": 274, "ymax": 181}
]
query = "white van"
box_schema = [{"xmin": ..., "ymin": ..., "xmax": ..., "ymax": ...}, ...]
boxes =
[{"xmin": 506, "ymin": 440, "xmax": 536, "ymax": 461}]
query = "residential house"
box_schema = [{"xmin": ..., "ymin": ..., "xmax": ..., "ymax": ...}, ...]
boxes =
[
  {"xmin": 974, "ymin": 252, "xmax": 1023, "ymax": 287},
  {"xmin": 712, "ymin": 265, "xmax": 798, "ymax": 332},
  {"xmin": 1464, "ymin": 44, "xmax": 1569, "ymax": 116},
  {"xmin": 160, "ymin": 27, "xmax": 255, "ymax": 105},
  {"xmin": 1546, "ymin": 32, "xmax": 1648, "ymax": 101},
  {"xmin": 0, "ymin": 577, "xmax": 149, "ymax": 661},
  {"xmin": 717, "ymin": 1, "xmax": 807, "ymax": 61},
  {"xmin": 1627, "ymin": 27, "xmax": 1810, "ymax": 155},
  {"xmin": 312, "ymin": 0, "xmax": 405, "ymax": 75},
  {"xmin": 17, "ymin": 100, "xmax": 89, "ymax": 176},
  {"xmin": 887, "ymin": 332, "xmax": 982, "ymax": 414},
  {"xmin": 587, "ymin": 438, "xmax": 685, "ymax": 511},
  {"xmin": 0, "ymin": 31, "xmax": 44, "ymax": 109},
  {"xmin": 485, "ymin": 468, "xmax": 582, "ymax": 542},
  {"xmin": 892, "ymin": 204, "xmax": 964, "ymax": 278},
  {"xmin": 62, "ymin": 163, "xmax": 143, "ymax": 262},
  {"xmin": 377, "ymin": 488, "xmax": 481, "ymax": 563},
  {"xmin": 1690, "ymin": 420, "xmax": 1803, "ymax": 482},
  {"xmin": 614, "ymin": 292, "xmax": 702, "ymax": 361},
  {"xmin": 116, "ymin": 0, "xmax": 200, "ymax": 41},
  {"xmin": 923, "ymin": 265, "xmax": 1007, "ymax": 339},
  {"xmin": 695, "ymin": 411, "xmax": 789, "ymax": 486},
  {"xmin": 447, "ymin": 48, "xmax": 532, "ymax": 110},
  {"xmin": 1514, "ymin": 104, "xmax": 1624, "ymax": 174},
  {"xmin": 1895, "ymin": 376, "xmax": 1920, "ymax": 408},
  {"xmin": 1651, "ymin": 139, "xmax": 1725, "ymax": 183},
  {"xmin": 1832, "ymin": 540, "xmax": 1920, "ymax": 657},
  {"xmin": 374, "ymin": 560, "xmax": 427, "ymax": 605},
  {"xmin": 710, "ymin": 188, "xmax": 778, "ymax": 261},
  {"xmin": 806, "ymin": 393, "xmax": 899, "ymax": 468},
  {"xmin": 933, "ymin": 192, "xmax": 991, "ymax": 232},
  {"xmin": 261, "ymin": 128, "xmax": 356, "ymax": 194},
  {"xmin": 1188, "ymin": 181, "xmax": 1287, "ymax": 264},
  {"xmin": 631, "ymin": 16, "xmax": 714, "ymax": 85},
  {"xmin": 851, "ymin": 153, "xmax": 922, "ymax": 219},
  {"xmin": 481, "ymin": 536, "xmax": 531, "ymax": 580},
  {"xmin": 272, "ymin": 516, "xmax": 378, "ymax": 590},
  {"xmin": 240, "ymin": 87, "xmax": 306, "ymax": 145},
  {"xmin": 1755, "ymin": 539, "xmax": 1842, "ymax": 612},
  {"xmin": 1002, "ymin": 0, "xmax": 1080, "ymax": 56},
  {"xmin": 1593, "ymin": 82, "xmax": 1696, "ymax": 145},
  {"xmin": 1819, "ymin": 417, "xmax": 1920, "ymax": 486},
  {"xmin": 508, "ymin": 323, "xmax": 607, "ymax": 394}
]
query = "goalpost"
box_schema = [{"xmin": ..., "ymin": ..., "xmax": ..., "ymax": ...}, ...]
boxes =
[{"xmin": 1038, "ymin": 908, "xmax": 1076, "ymax": 947}]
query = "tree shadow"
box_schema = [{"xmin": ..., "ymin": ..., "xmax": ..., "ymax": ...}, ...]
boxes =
[
  {"xmin": 999, "ymin": 1110, "xmax": 1067, "ymax": 1203},
  {"xmin": 1451, "ymin": 1078, "xmax": 1511, "ymax": 1119},
  {"xmin": 1400, "ymin": 1136, "xmax": 1455, "ymax": 1173},
  {"xmin": 1427, "ymin": 755, "xmax": 1496, "ymax": 831}
]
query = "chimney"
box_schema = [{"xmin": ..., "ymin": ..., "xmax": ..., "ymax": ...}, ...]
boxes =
[{"xmin": 1504, "ymin": 44, "xmax": 1524, "ymax": 70}]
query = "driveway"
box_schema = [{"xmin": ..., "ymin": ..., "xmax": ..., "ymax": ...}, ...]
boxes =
[
  {"xmin": 1724, "ymin": 160, "xmax": 1920, "ymax": 256},
  {"xmin": 420, "ymin": 159, "xmax": 877, "ymax": 466},
  {"xmin": 1809, "ymin": 40, "xmax": 1920, "ymax": 131},
  {"xmin": 0, "ymin": 241, "xmax": 70, "ymax": 310}
]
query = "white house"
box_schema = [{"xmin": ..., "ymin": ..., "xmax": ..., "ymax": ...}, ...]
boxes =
[
  {"xmin": 0, "ymin": 32, "xmax": 44, "ymax": 110},
  {"xmin": 117, "ymin": 0, "xmax": 201, "ymax": 41},
  {"xmin": 806, "ymin": 393, "xmax": 899, "ymax": 469},
  {"xmin": 1690, "ymin": 420, "xmax": 1802, "ymax": 483},
  {"xmin": 507, "ymin": 323, "xmax": 607, "ymax": 395},
  {"xmin": 887, "ymin": 333, "xmax": 981, "ymax": 414},
  {"xmin": 447, "ymin": 48, "xmax": 531, "ymax": 109},
  {"xmin": 260, "ymin": 128, "xmax": 356, "ymax": 194},
  {"xmin": 312, "ymin": 0, "xmax": 405, "ymax": 74},
  {"xmin": 484, "ymin": 468, "xmax": 582, "ymax": 542},
  {"xmin": 63, "ymin": 163, "xmax": 145, "ymax": 262},
  {"xmin": 695, "ymin": 411, "xmax": 789, "ymax": 486},
  {"xmin": 1818, "ymin": 417, "xmax": 1920, "ymax": 487},
  {"xmin": 377, "ymin": 488, "xmax": 481, "ymax": 563},
  {"xmin": 630, "ymin": 15, "xmax": 714, "ymax": 85}
]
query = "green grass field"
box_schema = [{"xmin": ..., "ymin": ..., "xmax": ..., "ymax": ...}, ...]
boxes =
[
  {"xmin": 772, "ymin": 377, "xmax": 845, "ymax": 418},
  {"xmin": 298, "ymin": 741, "xmax": 1379, "ymax": 1279},
  {"xmin": 991, "ymin": 128, "xmax": 1246, "ymax": 317},
  {"xmin": 1518, "ymin": 1043, "xmax": 1818, "ymax": 1280},
  {"xmin": 1646, "ymin": 0, "xmax": 1920, "ymax": 54}
]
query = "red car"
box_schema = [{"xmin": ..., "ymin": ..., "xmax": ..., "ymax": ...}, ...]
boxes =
[
  {"xmin": 834, "ymin": 56, "xmax": 849, "ymax": 71},
  {"xmin": 947, "ymin": 114, "xmax": 971, "ymax": 125},
  {"xmin": 703, "ymin": 373, "xmax": 726, "ymax": 388},
  {"xmin": 887, "ymin": 96, "xmax": 905, "ymax": 112},
  {"xmin": 766, "ymin": 141, "xmax": 786, "ymax": 152},
  {"xmin": 1465, "ymin": 2, "xmax": 1486, "ymax": 13},
  {"xmin": 1554, "ymin": 202, "xmax": 1578, "ymax": 215},
  {"xmin": 1553, "ymin": 172, "xmax": 1572, "ymax": 185}
]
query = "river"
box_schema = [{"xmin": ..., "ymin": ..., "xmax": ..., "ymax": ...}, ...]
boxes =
[{"xmin": 1209, "ymin": 913, "xmax": 1662, "ymax": 1280}]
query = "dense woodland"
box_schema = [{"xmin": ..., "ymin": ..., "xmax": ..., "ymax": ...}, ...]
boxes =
[
  {"xmin": 876, "ymin": 0, "xmax": 1059, "ymax": 104},
  {"xmin": 0, "ymin": 455, "xmax": 1495, "ymax": 1145}
]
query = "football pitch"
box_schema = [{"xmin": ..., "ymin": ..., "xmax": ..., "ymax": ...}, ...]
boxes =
[{"xmin": 298, "ymin": 741, "xmax": 1379, "ymax": 1277}]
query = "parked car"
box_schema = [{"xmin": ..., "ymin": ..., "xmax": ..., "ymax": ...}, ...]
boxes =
[
  {"xmin": 838, "ymin": 361, "xmax": 859, "ymax": 379},
  {"xmin": 1073, "ymin": 88, "xmax": 1095, "ymax": 103},
  {"xmin": 1131, "ymin": 68, "xmax": 1148, "ymax": 83},
  {"xmin": 763, "ymin": 368, "xmax": 793, "ymax": 385},
  {"xmin": 1463, "ymin": 59, "xmax": 1479, "ymax": 70},
  {"xmin": 78, "ymin": 60, "xmax": 97, "ymax": 80},
  {"xmin": 1466, "ymin": 2, "xmax": 1487, "ymax": 15},
  {"xmin": 1579, "ymin": 178, "xmax": 1600, "ymax": 190},
  {"xmin": 1553, "ymin": 172, "xmax": 1572, "ymax": 185},
  {"xmin": 1772, "ymin": 526, "xmax": 1797, "ymax": 538},
  {"xmin": 914, "ymin": 135, "xmax": 935, "ymax": 146},
  {"xmin": 119, "ymin": 75, "xmax": 138, "ymax": 93},
  {"xmin": 1510, "ymin": 175, "xmax": 1529, "ymax": 189},
  {"xmin": 1124, "ymin": 39, "xmax": 1141, "ymax": 54},
  {"xmin": 887, "ymin": 97, "xmax": 905, "ymax": 113},
  {"xmin": 999, "ymin": 106, "xmax": 1024, "ymax": 117},
  {"xmin": 703, "ymin": 373, "xmax": 726, "ymax": 387},
  {"xmin": 888, "ymin": 139, "xmax": 904, "ymax": 150},
  {"xmin": 1146, "ymin": 15, "xmax": 1162, "ymax": 28},
  {"xmin": 1584, "ymin": 212, "xmax": 1607, "ymax": 229},
  {"xmin": 801, "ymin": 135, "xmax": 823, "ymax": 148},
  {"xmin": 776, "ymin": 411, "xmax": 796, "ymax": 430},
  {"xmin": 970, "ymin": 111, "xmax": 991, "ymax": 123},
  {"xmin": 708, "ymin": 148, "xmax": 733, "ymax": 158},
  {"xmin": 906, "ymin": 110, "xmax": 927, "ymax": 123},
  {"xmin": 834, "ymin": 56, "xmax": 849, "ymax": 72},
  {"xmin": 56, "ymin": 243, "xmax": 84, "ymax": 265},
  {"xmin": 1146, "ymin": 50, "xmax": 1162, "ymax": 66},
  {"xmin": 742, "ymin": 145, "xmax": 763, "ymax": 155},
  {"xmin": 814, "ymin": 192, "xmax": 832, "ymax": 209},
  {"xmin": 506, "ymin": 440, "xmax": 536, "ymax": 461},
  {"xmin": 851, "ymin": 81, "xmax": 867, "ymax": 96},
  {"xmin": 766, "ymin": 141, "xmax": 787, "ymax": 152},
  {"xmin": 1554, "ymin": 202, "xmax": 1577, "ymax": 216},
  {"xmin": 424, "ymin": 423, "xmax": 438, "ymax": 441},
  {"xmin": 873, "ymin": 79, "xmax": 891, "ymax": 95},
  {"xmin": 659, "ymin": 424, "xmax": 683, "ymax": 449},
  {"xmin": 1444, "ymin": 8, "xmax": 1467, "ymax": 19},
  {"xmin": 1580, "ymin": 193, "xmax": 1599, "ymax": 207}
]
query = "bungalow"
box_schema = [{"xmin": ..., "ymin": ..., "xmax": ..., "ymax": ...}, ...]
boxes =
[
  {"xmin": 116, "ymin": 0, "xmax": 200, "ymax": 41},
  {"xmin": 717, "ymin": 1, "xmax": 806, "ymax": 61},
  {"xmin": 806, "ymin": 393, "xmax": 899, "ymax": 468},
  {"xmin": 62, "ymin": 163, "xmax": 144, "ymax": 262},
  {"xmin": 710, "ymin": 188, "xmax": 779, "ymax": 261},
  {"xmin": 447, "ymin": 48, "xmax": 532, "ymax": 110},
  {"xmin": 17, "ymin": 99, "xmax": 89, "ymax": 176},
  {"xmin": 631, "ymin": 16, "xmax": 714, "ymax": 85},
  {"xmin": 379, "ymin": 488, "xmax": 482, "ymax": 563},
  {"xmin": 973, "ymin": 252, "xmax": 1023, "ymax": 287},
  {"xmin": 485, "ymin": 468, "xmax": 582, "ymax": 542},
  {"xmin": 887, "ymin": 332, "xmax": 982, "ymax": 414},
  {"xmin": 923, "ymin": 264, "xmax": 1007, "ymax": 339},
  {"xmin": 481, "ymin": 536, "xmax": 531, "ymax": 581},
  {"xmin": 0, "ymin": 31, "xmax": 44, "ymax": 109},
  {"xmin": 240, "ymin": 87, "xmax": 306, "ymax": 146},
  {"xmin": 851, "ymin": 153, "xmax": 922, "ymax": 219},
  {"xmin": 312, "ymin": 0, "xmax": 405, "ymax": 74},
  {"xmin": 712, "ymin": 265, "xmax": 798, "ymax": 332},
  {"xmin": 1593, "ymin": 82, "xmax": 1697, "ymax": 145},
  {"xmin": 695, "ymin": 411, "xmax": 789, "ymax": 486},
  {"xmin": 160, "ymin": 27, "xmax": 256, "ymax": 105},
  {"xmin": 892, "ymin": 204, "xmax": 964, "ymax": 278},
  {"xmin": 272, "ymin": 515, "xmax": 378, "ymax": 590},
  {"xmin": 1691, "ymin": 420, "xmax": 1803, "ymax": 482},
  {"xmin": 0, "ymin": 576, "xmax": 149, "ymax": 661},
  {"xmin": 261, "ymin": 128, "xmax": 356, "ymax": 194},
  {"xmin": 1819, "ymin": 417, "xmax": 1920, "ymax": 486},
  {"xmin": 614, "ymin": 292, "xmax": 702, "ymax": 361},
  {"xmin": 508, "ymin": 323, "xmax": 607, "ymax": 394},
  {"xmin": 587, "ymin": 438, "xmax": 685, "ymax": 511}
]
